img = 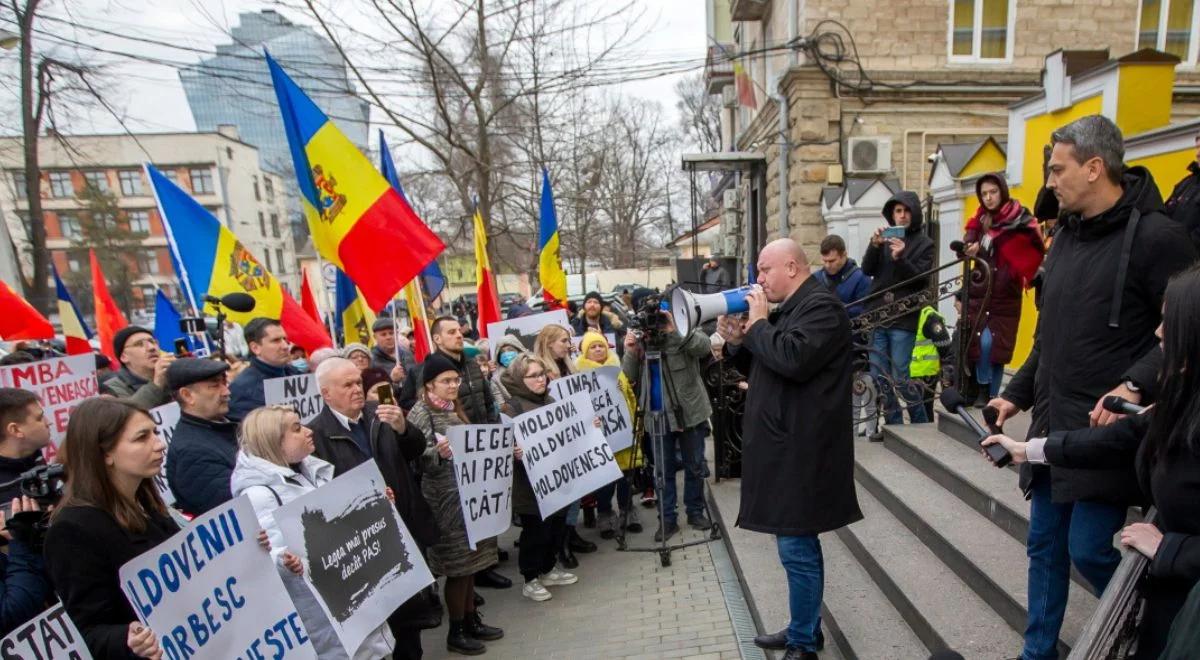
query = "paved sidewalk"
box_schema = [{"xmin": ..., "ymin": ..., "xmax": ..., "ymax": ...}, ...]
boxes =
[{"xmin": 422, "ymin": 505, "xmax": 744, "ymax": 659}]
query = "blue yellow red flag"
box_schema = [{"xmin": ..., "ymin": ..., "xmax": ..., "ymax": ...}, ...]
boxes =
[
  {"xmin": 474, "ymin": 206, "xmax": 501, "ymax": 338},
  {"xmin": 334, "ymin": 268, "xmax": 376, "ymax": 347},
  {"xmin": 267, "ymin": 54, "xmax": 444, "ymax": 310},
  {"xmin": 538, "ymin": 168, "xmax": 568, "ymax": 309},
  {"xmin": 147, "ymin": 164, "xmax": 332, "ymax": 353},
  {"xmin": 52, "ymin": 263, "xmax": 92, "ymax": 355},
  {"xmin": 379, "ymin": 131, "xmax": 446, "ymax": 302}
]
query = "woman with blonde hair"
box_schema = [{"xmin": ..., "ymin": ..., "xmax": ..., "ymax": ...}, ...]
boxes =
[
  {"xmin": 577, "ymin": 332, "xmax": 645, "ymax": 539},
  {"xmin": 533, "ymin": 324, "xmax": 575, "ymax": 379},
  {"xmin": 231, "ymin": 405, "xmax": 394, "ymax": 660},
  {"xmin": 407, "ymin": 354, "xmax": 503, "ymax": 655}
]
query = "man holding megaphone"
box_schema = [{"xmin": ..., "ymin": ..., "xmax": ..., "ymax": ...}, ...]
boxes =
[{"xmin": 718, "ymin": 239, "xmax": 862, "ymax": 660}]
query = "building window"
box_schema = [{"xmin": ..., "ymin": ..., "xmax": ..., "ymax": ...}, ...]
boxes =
[
  {"xmin": 276, "ymin": 249, "xmax": 285, "ymax": 274},
  {"xmin": 270, "ymin": 213, "xmax": 280, "ymax": 238},
  {"xmin": 83, "ymin": 171, "xmax": 109, "ymax": 193},
  {"xmin": 264, "ymin": 177, "xmax": 275, "ymax": 203},
  {"xmin": 48, "ymin": 172, "xmax": 73, "ymax": 198},
  {"xmin": 263, "ymin": 249, "xmax": 272, "ymax": 272},
  {"xmin": 161, "ymin": 169, "xmax": 180, "ymax": 186},
  {"xmin": 12, "ymin": 172, "xmax": 27, "ymax": 200},
  {"xmin": 189, "ymin": 167, "xmax": 215, "ymax": 194},
  {"xmin": 66, "ymin": 251, "xmax": 84, "ymax": 273},
  {"xmin": 93, "ymin": 212, "xmax": 116, "ymax": 231},
  {"xmin": 118, "ymin": 170, "xmax": 144, "ymax": 196},
  {"xmin": 137, "ymin": 251, "xmax": 160, "ymax": 275},
  {"xmin": 258, "ymin": 211, "xmax": 267, "ymax": 237},
  {"xmin": 128, "ymin": 210, "xmax": 151, "ymax": 234},
  {"xmin": 58, "ymin": 213, "xmax": 81, "ymax": 240},
  {"xmin": 139, "ymin": 286, "xmax": 155, "ymax": 304},
  {"xmin": 949, "ymin": 0, "xmax": 1013, "ymax": 61},
  {"xmin": 253, "ymin": 175, "xmax": 261, "ymax": 201},
  {"xmin": 1139, "ymin": 0, "xmax": 1197, "ymax": 61}
]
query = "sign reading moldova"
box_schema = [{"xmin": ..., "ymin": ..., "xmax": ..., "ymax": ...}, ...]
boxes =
[
  {"xmin": 549, "ymin": 367, "xmax": 634, "ymax": 453},
  {"xmin": 446, "ymin": 424, "xmax": 515, "ymax": 549},
  {"xmin": 0, "ymin": 603, "xmax": 92, "ymax": 660},
  {"xmin": 267, "ymin": 53, "xmax": 445, "ymax": 310},
  {"xmin": 119, "ymin": 497, "xmax": 317, "ymax": 660},
  {"xmin": 274, "ymin": 461, "xmax": 434, "ymax": 656},
  {"xmin": 147, "ymin": 164, "xmax": 332, "ymax": 354},
  {"xmin": 0, "ymin": 354, "xmax": 98, "ymax": 447},
  {"xmin": 263, "ymin": 374, "xmax": 325, "ymax": 424},
  {"xmin": 511, "ymin": 392, "xmax": 621, "ymax": 518}
]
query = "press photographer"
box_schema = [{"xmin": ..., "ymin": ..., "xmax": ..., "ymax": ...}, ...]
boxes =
[
  {"xmin": 621, "ymin": 288, "xmax": 713, "ymax": 543},
  {"xmin": 0, "ymin": 388, "xmax": 52, "ymax": 636}
]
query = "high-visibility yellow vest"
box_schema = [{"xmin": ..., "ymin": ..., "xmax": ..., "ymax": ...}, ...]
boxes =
[{"xmin": 910, "ymin": 306, "xmax": 941, "ymax": 378}]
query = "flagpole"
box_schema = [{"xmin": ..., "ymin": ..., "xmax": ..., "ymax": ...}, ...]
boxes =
[{"xmin": 315, "ymin": 255, "xmax": 340, "ymax": 349}]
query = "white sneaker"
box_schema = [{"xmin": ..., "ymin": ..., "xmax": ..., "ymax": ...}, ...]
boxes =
[
  {"xmin": 522, "ymin": 579, "xmax": 552, "ymax": 602},
  {"xmin": 539, "ymin": 569, "xmax": 578, "ymax": 586}
]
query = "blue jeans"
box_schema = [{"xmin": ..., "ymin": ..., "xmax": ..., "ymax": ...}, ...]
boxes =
[
  {"xmin": 976, "ymin": 327, "xmax": 1006, "ymax": 398},
  {"xmin": 777, "ymin": 535, "xmax": 824, "ymax": 651},
  {"xmin": 595, "ymin": 473, "xmax": 633, "ymax": 514},
  {"xmin": 655, "ymin": 423, "xmax": 709, "ymax": 525},
  {"xmin": 868, "ymin": 328, "xmax": 929, "ymax": 425},
  {"xmin": 1023, "ymin": 473, "xmax": 1126, "ymax": 660}
]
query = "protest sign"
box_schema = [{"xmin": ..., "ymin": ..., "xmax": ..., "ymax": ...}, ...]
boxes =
[
  {"xmin": 0, "ymin": 354, "xmax": 97, "ymax": 447},
  {"xmin": 274, "ymin": 460, "xmax": 433, "ymax": 655},
  {"xmin": 119, "ymin": 497, "xmax": 317, "ymax": 660},
  {"xmin": 0, "ymin": 603, "xmax": 91, "ymax": 660},
  {"xmin": 511, "ymin": 392, "xmax": 622, "ymax": 518},
  {"xmin": 263, "ymin": 374, "xmax": 324, "ymax": 423},
  {"xmin": 549, "ymin": 366, "xmax": 634, "ymax": 453},
  {"xmin": 149, "ymin": 402, "xmax": 181, "ymax": 506},
  {"xmin": 446, "ymin": 425, "xmax": 514, "ymax": 549},
  {"xmin": 485, "ymin": 310, "xmax": 570, "ymax": 359}
]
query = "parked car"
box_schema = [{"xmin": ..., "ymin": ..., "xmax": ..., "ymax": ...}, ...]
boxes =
[{"xmin": 610, "ymin": 283, "xmax": 640, "ymax": 294}]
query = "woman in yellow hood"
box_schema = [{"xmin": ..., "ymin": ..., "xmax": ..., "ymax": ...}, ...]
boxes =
[{"xmin": 575, "ymin": 332, "xmax": 645, "ymax": 538}]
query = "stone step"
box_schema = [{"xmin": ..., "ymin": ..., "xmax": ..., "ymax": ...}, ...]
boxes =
[
  {"xmin": 854, "ymin": 438, "xmax": 1097, "ymax": 654},
  {"xmin": 937, "ymin": 406, "xmax": 1032, "ymax": 458},
  {"xmin": 837, "ymin": 486, "xmax": 1024, "ymax": 658}
]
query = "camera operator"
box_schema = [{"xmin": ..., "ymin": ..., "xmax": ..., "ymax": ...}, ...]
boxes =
[
  {"xmin": 718, "ymin": 239, "xmax": 861, "ymax": 660},
  {"xmin": 0, "ymin": 389, "xmax": 51, "ymax": 636},
  {"xmin": 0, "ymin": 389, "xmax": 50, "ymax": 503},
  {"xmin": 99, "ymin": 326, "xmax": 174, "ymax": 409},
  {"xmin": 165, "ymin": 358, "xmax": 238, "ymax": 517},
  {"xmin": 621, "ymin": 291, "xmax": 714, "ymax": 543}
]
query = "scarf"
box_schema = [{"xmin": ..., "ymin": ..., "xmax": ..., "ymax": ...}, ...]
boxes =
[{"xmin": 427, "ymin": 392, "xmax": 456, "ymax": 412}]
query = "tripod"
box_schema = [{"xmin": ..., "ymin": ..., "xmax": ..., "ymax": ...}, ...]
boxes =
[{"xmin": 616, "ymin": 347, "xmax": 722, "ymax": 567}]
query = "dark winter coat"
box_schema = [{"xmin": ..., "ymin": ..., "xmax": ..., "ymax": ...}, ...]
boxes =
[
  {"xmin": 701, "ymin": 264, "xmax": 731, "ymax": 293},
  {"xmin": 1003, "ymin": 166, "xmax": 1197, "ymax": 505},
  {"xmin": 44, "ymin": 506, "xmax": 179, "ymax": 659},
  {"xmin": 227, "ymin": 357, "xmax": 299, "ymax": 421},
  {"xmin": 0, "ymin": 453, "xmax": 42, "ymax": 504},
  {"xmin": 861, "ymin": 191, "xmax": 937, "ymax": 331},
  {"xmin": 1042, "ymin": 413, "xmax": 1200, "ymax": 659},
  {"xmin": 499, "ymin": 372, "xmax": 554, "ymax": 517},
  {"xmin": 728, "ymin": 276, "xmax": 862, "ymax": 535},
  {"xmin": 1165, "ymin": 161, "xmax": 1200, "ymax": 252},
  {"xmin": 0, "ymin": 538, "xmax": 49, "ymax": 637},
  {"xmin": 306, "ymin": 403, "xmax": 440, "ymax": 629},
  {"xmin": 813, "ymin": 258, "xmax": 872, "ymax": 318},
  {"xmin": 165, "ymin": 412, "xmax": 238, "ymax": 516},
  {"xmin": 371, "ymin": 344, "xmax": 416, "ymax": 378}
]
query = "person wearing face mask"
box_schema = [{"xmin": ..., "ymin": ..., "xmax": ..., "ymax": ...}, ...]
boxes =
[
  {"xmin": 490, "ymin": 335, "xmax": 529, "ymax": 407},
  {"xmin": 232, "ymin": 405, "xmax": 395, "ymax": 660}
]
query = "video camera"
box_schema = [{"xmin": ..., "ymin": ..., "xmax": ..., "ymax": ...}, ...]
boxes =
[
  {"xmin": 0, "ymin": 463, "xmax": 66, "ymax": 513},
  {"xmin": 629, "ymin": 291, "xmax": 672, "ymax": 344}
]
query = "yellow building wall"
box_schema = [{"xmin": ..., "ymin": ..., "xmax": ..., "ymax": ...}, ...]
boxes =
[{"xmin": 1117, "ymin": 65, "xmax": 1176, "ymax": 138}]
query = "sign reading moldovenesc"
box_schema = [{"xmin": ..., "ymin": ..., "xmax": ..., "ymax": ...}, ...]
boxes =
[
  {"xmin": 511, "ymin": 392, "xmax": 622, "ymax": 518},
  {"xmin": 119, "ymin": 497, "xmax": 317, "ymax": 660},
  {"xmin": 274, "ymin": 461, "xmax": 434, "ymax": 656},
  {"xmin": 149, "ymin": 402, "xmax": 181, "ymax": 507},
  {"xmin": 446, "ymin": 425, "xmax": 515, "ymax": 549},
  {"xmin": 548, "ymin": 366, "xmax": 634, "ymax": 453},
  {"xmin": 263, "ymin": 374, "xmax": 324, "ymax": 423},
  {"xmin": 0, "ymin": 603, "xmax": 92, "ymax": 659},
  {"xmin": 0, "ymin": 354, "xmax": 97, "ymax": 446}
]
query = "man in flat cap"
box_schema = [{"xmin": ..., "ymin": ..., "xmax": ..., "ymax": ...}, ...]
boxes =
[
  {"xmin": 371, "ymin": 316, "xmax": 416, "ymax": 383},
  {"xmin": 99, "ymin": 326, "xmax": 174, "ymax": 408},
  {"xmin": 164, "ymin": 358, "xmax": 238, "ymax": 516}
]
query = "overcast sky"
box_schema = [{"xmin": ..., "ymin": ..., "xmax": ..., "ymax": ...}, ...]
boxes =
[{"xmin": 0, "ymin": 0, "xmax": 707, "ymax": 147}]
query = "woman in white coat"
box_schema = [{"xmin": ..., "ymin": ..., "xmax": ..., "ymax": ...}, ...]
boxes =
[{"xmin": 230, "ymin": 405, "xmax": 395, "ymax": 660}]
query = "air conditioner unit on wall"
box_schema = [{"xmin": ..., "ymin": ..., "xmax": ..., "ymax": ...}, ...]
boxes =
[
  {"xmin": 847, "ymin": 137, "xmax": 893, "ymax": 173},
  {"xmin": 721, "ymin": 86, "xmax": 737, "ymax": 109}
]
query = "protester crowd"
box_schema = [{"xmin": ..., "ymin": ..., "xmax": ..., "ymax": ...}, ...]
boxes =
[{"xmin": 1, "ymin": 112, "xmax": 1200, "ymax": 660}]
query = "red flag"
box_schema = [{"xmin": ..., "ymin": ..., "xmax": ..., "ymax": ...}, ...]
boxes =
[
  {"xmin": 473, "ymin": 209, "xmax": 501, "ymax": 338},
  {"xmin": 90, "ymin": 250, "xmax": 128, "ymax": 364},
  {"xmin": 0, "ymin": 280, "xmax": 53, "ymax": 341},
  {"xmin": 300, "ymin": 270, "xmax": 322, "ymax": 326}
]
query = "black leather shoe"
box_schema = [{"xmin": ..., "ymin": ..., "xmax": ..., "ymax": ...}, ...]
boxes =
[
  {"xmin": 568, "ymin": 526, "xmax": 597, "ymax": 553},
  {"xmin": 474, "ymin": 568, "xmax": 512, "ymax": 589},
  {"xmin": 781, "ymin": 648, "xmax": 817, "ymax": 660},
  {"xmin": 653, "ymin": 521, "xmax": 680, "ymax": 543},
  {"xmin": 753, "ymin": 629, "xmax": 787, "ymax": 650},
  {"xmin": 688, "ymin": 514, "xmax": 713, "ymax": 530},
  {"xmin": 558, "ymin": 546, "xmax": 579, "ymax": 569},
  {"xmin": 446, "ymin": 621, "xmax": 486, "ymax": 655},
  {"xmin": 473, "ymin": 592, "xmax": 485, "ymax": 607},
  {"xmin": 463, "ymin": 611, "xmax": 504, "ymax": 641}
]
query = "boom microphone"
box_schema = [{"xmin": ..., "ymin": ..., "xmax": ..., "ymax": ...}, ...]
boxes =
[
  {"xmin": 205, "ymin": 292, "xmax": 256, "ymax": 313},
  {"xmin": 1102, "ymin": 395, "xmax": 1146, "ymax": 416},
  {"xmin": 940, "ymin": 387, "xmax": 1012, "ymax": 468}
]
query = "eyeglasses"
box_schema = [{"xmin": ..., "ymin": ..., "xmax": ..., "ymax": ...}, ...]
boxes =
[
  {"xmin": 434, "ymin": 377, "xmax": 462, "ymax": 386},
  {"xmin": 524, "ymin": 372, "xmax": 547, "ymax": 381}
]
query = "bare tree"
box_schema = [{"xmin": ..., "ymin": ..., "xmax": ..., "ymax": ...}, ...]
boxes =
[{"xmin": 675, "ymin": 73, "xmax": 722, "ymax": 154}]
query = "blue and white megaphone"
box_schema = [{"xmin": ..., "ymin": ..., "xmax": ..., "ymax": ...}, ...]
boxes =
[{"xmin": 669, "ymin": 285, "xmax": 756, "ymax": 337}]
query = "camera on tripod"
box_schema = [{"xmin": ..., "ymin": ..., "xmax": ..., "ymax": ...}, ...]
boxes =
[{"xmin": 630, "ymin": 292, "xmax": 672, "ymax": 344}]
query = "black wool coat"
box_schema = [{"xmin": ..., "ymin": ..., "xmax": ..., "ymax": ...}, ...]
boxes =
[
  {"xmin": 43, "ymin": 505, "xmax": 179, "ymax": 660},
  {"xmin": 728, "ymin": 277, "xmax": 863, "ymax": 535},
  {"xmin": 165, "ymin": 413, "xmax": 238, "ymax": 516}
]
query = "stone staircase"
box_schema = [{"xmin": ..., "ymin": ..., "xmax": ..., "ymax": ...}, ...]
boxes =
[{"xmin": 714, "ymin": 409, "xmax": 1106, "ymax": 660}]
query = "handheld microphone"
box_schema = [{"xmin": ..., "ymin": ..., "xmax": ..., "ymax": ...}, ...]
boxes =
[
  {"xmin": 982, "ymin": 405, "xmax": 1003, "ymax": 435},
  {"xmin": 1102, "ymin": 395, "xmax": 1146, "ymax": 416},
  {"xmin": 950, "ymin": 240, "xmax": 966, "ymax": 256},
  {"xmin": 205, "ymin": 292, "xmax": 256, "ymax": 313},
  {"xmin": 940, "ymin": 388, "xmax": 1011, "ymax": 467}
]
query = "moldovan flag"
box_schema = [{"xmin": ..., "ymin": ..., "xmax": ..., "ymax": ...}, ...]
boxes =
[
  {"xmin": 268, "ymin": 54, "xmax": 444, "ymax": 310},
  {"xmin": 0, "ymin": 280, "xmax": 53, "ymax": 341},
  {"xmin": 403, "ymin": 280, "xmax": 432, "ymax": 363},
  {"xmin": 538, "ymin": 168, "xmax": 568, "ymax": 309},
  {"xmin": 300, "ymin": 269, "xmax": 323, "ymax": 327},
  {"xmin": 91, "ymin": 249, "xmax": 128, "ymax": 364},
  {"xmin": 52, "ymin": 263, "xmax": 93, "ymax": 355},
  {"xmin": 147, "ymin": 164, "xmax": 332, "ymax": 353},
  {"xmin": 474, "ymin": 207, "xmax": 501, "ymax": 338},
  {"xmin": 732, "ymin": 60, "xmax": 757, "ymax": 109},
  {"xmin": 379, "ymin": 131, "xmax": 447, "ymax": 303},
  {"xmin": 334, "ymin": 267, "xmax": 375, "ymax": 347}
]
